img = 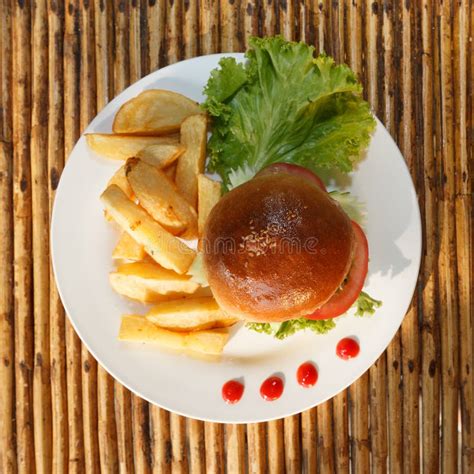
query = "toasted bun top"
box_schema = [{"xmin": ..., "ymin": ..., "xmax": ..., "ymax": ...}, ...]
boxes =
[{"xmin": 202, "ymin": 173, "xmax": 354, "ymax": 322}]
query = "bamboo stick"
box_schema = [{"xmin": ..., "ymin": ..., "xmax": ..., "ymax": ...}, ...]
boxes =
[
  {"xmin": 127, "ymin": 6, "xmax": 152, "ymax": 470},
  {"xmin": 349, "ymin": 377, "xmax": 370, "ymax": 472},
  {"xmin": 242, "ymin": 0, "xmax": 258, "ymax": 48},
  {"xmin": 398, "ymin": 2, "xmax": 421, "ymax": 473},
  {"xmin": 226, "ymin": 424, "xmax": 246, "ymax": 474},
  {"xmin": 183, "ymin": 0, "xmax": 198, "ymax": 58},
  {"xmin": 63, "ymin": 2, "xmax": 85, "ymax": 471},
  {"xmin": 150, "ymin": 406, "xmax": 171, "ymax": 474},
  {"xmin": 301, "ymin": 409, "xmax": 317, "ymax": 474},
  {"xmin": 382, "ymin": 3, "xmax": 403, "ymax": 472},
  {"xmin": 47, "ymin": 2, "xmax": 68, "ymax": 471},
  {"xmin": 78, "ymin": 3, "xmax": 101, "ymax": 473},
  {"xmin": 199, "ymin": 0, "xmax": 219, "ymax": 54},
  {"xmin": 453, "ymin": 3, "xmax": 473, "ymax": 473},
  {"xmin": 314, "ymin": 0, "xmax": 325, "ymax": 54},
  {"xmin": 420, "ymin": 1, "xmax": 441, "ymax": 472},
  {"xmin": 97, "ymin": 370, "xmax": 119, "ymax": 473},
  {"xmin": 93, "ymin": 2, "xmax": 119, "ymax": 472},
  {"xmin": 113, "ymin": 0, "xmax": 130, "ymax": 95},
  {"xmin": 147, "ymin": 0, "xmax": 166, "ymax": 72},
  {"xmin": 247, "ymin": 423, "xmax": 267, "ymax": 473},
  {"xmin": 297, "ymin": 0, "xmax": 313, "ymax": 44},
  {"xmin": 220, "ymin": 0, "xmax": 241, "ymax": 52},
  {"xmin": 317, "ymin": 402, "xmax": 335, "ymax": 474},
  {"xmin": 437, "ymin": 1, "xmax": 460, "ymax": 472},
  {"xmin": 131, "ymin": 395, "xmax": 151, "ymax": 473},
  {"xmin": 368, "ymin": 356, "xmax": 387, "ymax": 473},
  {"xmin": 188, "ymin": 419, "xmax": 205, "ymax": 474},
  {"xmin": 204, "ymin": 422, "xmax": 225, "ymax": 473},
  {"xmin": 279, "ymin": 0, "xmax": 296, "ymax": 40},
  {"xmin": 94, "ymin": 0, "xmax": 114, "ymax": 109},
  {"xmin": 170, "ymin": 413, "xmax": 188, "ymax": 473},
  {"xmin": 364, "ymin": 3, "xmax": 388, "ymax": 472},
  {"xmin": 346, "ymin": 3, "xmax": 370, "ymax": 472},
  {"xmin": 166, "ymin": 0, "xmax": 183, "ymax": 64},
  {"xmin": 262, "ymin": 0, "xmax": 277, "ymax": 37},
  {"xmin": 346, "ymin": 0, "xmax": 363, "ymax": 76},
  {"xmin": 129, "ymin": 0, "xmax": 142, "ymax": 83},
  {"xmin": 81, "ymin": 346, "xmax": 100, "ymax": 474},
  {"xmin": 111, "ymin": 4, "xmax": 136, "ymax": 471},
  {"xmin": 31, "ymin": 0, "xmax": 53, "ymax": 471},
  {"xmin": 332, "ymin": 392, "xmax": 349, "ymax": 474},
  {"xmin": 114, "ymin": 385, "xmax": 134, "ymax": 472},
  {"xmin": 12, "ymin": 1, "xmax": 35, "ymax": 472},
  {"xmin": 0, "ymin": 2, "xmax": 16, "ymax": 473},
  {"xmin": 328, "ymin": 0, "xmax": 344, "ymax": 63},
  {"xmin": 319, "ymin": 0, "xmax": 332, "ymax": 56},
  {"xmin": 0, "ymin": 139, "xmax": 15, "ymax": 474},
  {"xmin": 267, "ymin": 419, "xmax": 284, "ymax": 474},
  {"xmin": 284, "ymin": 414, "xmax": 301, "ymax": 472}
]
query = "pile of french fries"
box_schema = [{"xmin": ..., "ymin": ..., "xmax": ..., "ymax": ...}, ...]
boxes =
[{"xmin": 88, "ymin": 89, "xmax": 235, "ymax": 356}]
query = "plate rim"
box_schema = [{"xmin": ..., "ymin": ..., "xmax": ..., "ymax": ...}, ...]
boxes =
[{"xmin": 51, "ymin": 53, "xmax": 422, "ymax": 423}]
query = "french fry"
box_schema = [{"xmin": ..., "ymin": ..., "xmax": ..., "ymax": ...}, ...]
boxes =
[
  {"xmin": 163, "ymin": 163, "xmax": 177, "ymax": 181},
  {"xmin": 185, "ymin": 328, "xmax": 229, "ymax": 354},
  {"xmin": 125, "ymin": 158, "xmax": 198, "ymax": 237},
  {"xmin": 101, "ymin": 185, "xmax": 195, "ymax": 274},
  {"xmin": 197, "ymin": 174, "xmax": 221, "ymax": 235},
  {"xmin": 110, "ymin": 274, "xmax": 176, "ymax": 303},
  {"xmin": 112, "ymin": 90, "xmax": 202, "ymax": 135},
  {"xmin": 108, "ymin": 165, "xmax": 133, "ymax": 198},
  {"xmin": 176, "ymin": 114, "xmax": 207, "ymax": 208},
  {"xmin": 146, "ymin": 296, "xmax": 232, "ymax": 331},
  {"xmin": 112, "ymin": 261, "xmax": 199, "ymax": 294},
  {"xmin": 119, "ymin": 315, "xmax": 229, "ymax": 355},
  {"xmin": 86, "ymin": 133, "xmax": 179, "ymax": 160},
  {"xmin": 136, "ymin": 144, "xmax": 184, "ymax": 168},
  {"xmin": 112, "ymin": 233, "xmax": 146, "ymax": 261}
]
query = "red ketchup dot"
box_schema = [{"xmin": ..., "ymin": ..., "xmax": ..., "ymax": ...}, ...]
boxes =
[
  {"xmin": 260, "ymin": 376, "xmax": 284, "ymax": 401},
  {"xmin": 222, "ymin": 380, "xmax": 244, "ymax": 404},
  {"xmin": 336, "ymin": 337, "xmax": 360, "ymax": 360},
  {"xmin": 297, "ymin": 362, "xmax": 318, "ymax": 388}
]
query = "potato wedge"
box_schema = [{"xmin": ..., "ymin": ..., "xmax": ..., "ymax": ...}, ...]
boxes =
[
  {"xmin": 125, "ymin": 158, "xmax": 198, "ymax": 237},
  {"xmin": 176, "ymin": 114, "xmax": 207, "ymax": 208},
  {"xmin": 112, "ymin": 232, "xmax": 146, "ymax": 261},
  {"xmin": 119, "ymin": 315, "xmax": 229, "ymax": 355},
  {"xmin": 112, "ymin": 90, "xmax": 202, "ymax": 135},
  {"xmin": 146, "ymin": 296, "xmax": 227, "ymax": 331},
  {"xmin": 108, "ymin": 165, "xmax": 133, "ymax": 198},
  {"xmin": 197, "ymin": 174, "xmax": 221, "ymax": 235},
  {"xmin": 86, "ymin": 133, "xmax": 179, "ymax": 160},
  {"xmin": 101, "ymin": 185, "xmax": 195, "ymax": 273},
  {"xmin": 136, "ymin": 144, "xmax": 184, "ymax": 168}
]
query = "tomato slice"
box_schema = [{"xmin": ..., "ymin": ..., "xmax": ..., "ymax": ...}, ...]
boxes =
[
  {"xmin": 256, "ymin": 163, "xmax": 327, "ymax": 192},
  {"xmin": 306, "ymin": 221, "xmax": 369, "ymax": 320}
]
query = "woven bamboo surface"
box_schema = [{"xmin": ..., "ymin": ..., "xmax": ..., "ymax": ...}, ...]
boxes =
[{"xmin": 0, "ymin": 1, "xmax": 472, "ymax": 472}]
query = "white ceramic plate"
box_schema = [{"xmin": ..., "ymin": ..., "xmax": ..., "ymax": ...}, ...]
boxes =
[{"xmin": 51, "ymin": 53, "xmax": 422, "ymax": 423}]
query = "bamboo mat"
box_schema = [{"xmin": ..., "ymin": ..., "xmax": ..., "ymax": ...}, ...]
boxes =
[{"xmin": 0, "ymin": 1, "xmax": 472, "ymax": 472}]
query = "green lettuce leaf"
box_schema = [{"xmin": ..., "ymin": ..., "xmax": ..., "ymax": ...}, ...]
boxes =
[
  {"xmin": 246, "ymin": 318, "xmax": 336, "ymax": 340},
  {"xmin": 203, "ymin": 36, "xmax": 376, "ymax": 189},
  {"xmin": 354, "ymin": 291, "xmax": 382, "ymax": 317},
  {"xmin": 329, "ymin": 191, "xmax": 366, "ymax": 226}
]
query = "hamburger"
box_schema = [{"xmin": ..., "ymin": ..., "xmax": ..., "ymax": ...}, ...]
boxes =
[{"xmin": 202, "ymin": 163, "xmax": 370, "ymax": 324}]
